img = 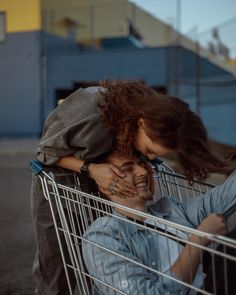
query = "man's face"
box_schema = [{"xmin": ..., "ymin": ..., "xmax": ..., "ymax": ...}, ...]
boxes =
[{"xmin": 107, "ymin": 153, "xmax": 153, "ymax": 201}]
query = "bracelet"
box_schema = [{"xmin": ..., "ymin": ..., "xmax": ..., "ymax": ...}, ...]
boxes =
[{"xmin": 80, "ymin": 161, "xmax": 91, "ymax": 178}]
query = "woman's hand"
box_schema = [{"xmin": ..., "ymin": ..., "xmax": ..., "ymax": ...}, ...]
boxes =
[
  {"xmin": 88, "ymin": 163, "xmax": 136, "ymax": 198},
  {"xmin": 193, "ymin": 213, "xmax": 228, "ymax": 246}
]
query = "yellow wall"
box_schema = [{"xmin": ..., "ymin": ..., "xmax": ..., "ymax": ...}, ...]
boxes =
[
  {"xmin": 125, "ymin": 3, "xmax": 174, "ymax": 47},
  {"xmin": 0, "ymin": 0, "xmax": 41, "ymax": 32},
  {"xmin": 41, "ymin": 0, "xmax": 128, "ymax": 40},
  {"xmin": 41, "ymin": 0, "xmax": 173, "ymax": 45}
]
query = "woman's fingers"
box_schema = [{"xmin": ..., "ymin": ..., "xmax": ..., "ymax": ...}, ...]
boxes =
[
  {"xmin": 111, "ymin": 188, "xmax": 136, "ymax": 199},
  {"xmin": 109, "ymin": 181, "xmax": 136, "ymax": 197},
  {"xmin": 109, "ymin": 177, "xmax": 136, "ymax": 198},
  {"xmin": 111, "ymin": 165, "xmax": 126, "ymax": 178},
  {"xmin": 110, "ymin": 166, "xmax": 137, "ymax": 197},
  {"xmin": 89, "ymin": 163, "xmax": 137, "ymax": 198}
]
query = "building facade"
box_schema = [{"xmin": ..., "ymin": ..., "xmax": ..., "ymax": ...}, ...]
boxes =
[{"xmin": 0, "ymin": 0, "xmax": 235, "ymax": 146}]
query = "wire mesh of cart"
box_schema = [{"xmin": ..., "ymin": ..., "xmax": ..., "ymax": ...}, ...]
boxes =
[{"xmin": 30, "ymin": 159, "xmax": 236, "ymax": 295}]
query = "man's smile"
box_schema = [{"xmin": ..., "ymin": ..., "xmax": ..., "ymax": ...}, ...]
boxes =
[{"xmin": 134, "ymin": 178, "xmax": 148, "ymax": 188}]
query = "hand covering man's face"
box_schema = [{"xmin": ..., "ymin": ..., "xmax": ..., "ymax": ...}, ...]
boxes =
[{"xmin": 106, "ymin": 152, "xmax": 153, "ymax": 201}]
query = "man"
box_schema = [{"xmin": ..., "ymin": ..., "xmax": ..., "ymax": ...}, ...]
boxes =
[{"xmin": 82, "ymin": 152, "xmax": 236, "ymax": 295}]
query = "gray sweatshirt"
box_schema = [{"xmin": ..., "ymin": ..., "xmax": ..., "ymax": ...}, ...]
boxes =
[{"xmin": 37, "ymin": 86, "xmax": 114, "ymax": 165}]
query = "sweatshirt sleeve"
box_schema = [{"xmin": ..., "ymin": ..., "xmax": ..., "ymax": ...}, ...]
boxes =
[{"xmin": 37, "ymin": 87, "xmax": 113, "ymax": 165}]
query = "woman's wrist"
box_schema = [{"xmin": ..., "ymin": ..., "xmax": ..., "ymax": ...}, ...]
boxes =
[
  {"xmin": 87, "ymin": 163, "xmax": 97, "ymax": 179},
  {"xmin": 79, "ymin": 161, "xmax": 92, "ymax": 178}
]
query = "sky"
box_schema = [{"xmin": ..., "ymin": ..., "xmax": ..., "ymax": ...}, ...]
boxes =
[
  {"xmin": 129, "ymin": 0, "xmax": 236, "ymax": 33},
  {"xmin": 129, "ymin": 0, "xmax": 236, "ymax": 57}
]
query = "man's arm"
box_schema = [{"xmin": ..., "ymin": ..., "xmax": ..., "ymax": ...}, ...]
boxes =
[
  {"xmin": 171, "ymin": 213, "xmax": 227, "ymax": 283},
  {"xmin": 82, "ymin": 212, "xmax": 227, "ymax": 294}
]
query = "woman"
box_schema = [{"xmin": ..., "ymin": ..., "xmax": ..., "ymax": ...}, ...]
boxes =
[
  {"xmin": 31, "ymin": 80, "xmax": 233, "ymax": 295},
  {"xmin": 38, "ymin": 80, "xmax": 231, "ymax": 192}
]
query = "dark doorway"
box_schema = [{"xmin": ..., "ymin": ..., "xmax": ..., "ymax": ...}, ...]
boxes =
[
  {"xmin": 55, "ymin": 81, "xmax": 99, "ymax": 105},
  {"xmin": 152, "ymin": 86, "xmax": 167, "ymax": 95},
  {"xmin": 55, "ymin": 81, "xmax": 167, "ymax": 105}
]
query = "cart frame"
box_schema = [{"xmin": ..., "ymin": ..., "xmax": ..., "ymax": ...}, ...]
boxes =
[{"xmin": 30, "ymin": 159, "xmax": 236, "ymax": 295}]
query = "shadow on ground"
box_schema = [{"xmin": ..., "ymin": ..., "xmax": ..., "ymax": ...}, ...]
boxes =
[{"xmin": 0, "ymin": 153, "xmax": 35, "ymax": 294}]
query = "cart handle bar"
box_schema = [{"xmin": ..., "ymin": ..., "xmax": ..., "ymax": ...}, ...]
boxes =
[
  {"xmin": 30, "ymin": 160, "xmax": 44, "ymax": 175},
  {"xmin": 29, "ymin": 157, "xmax": 164, "ymax": 175}
]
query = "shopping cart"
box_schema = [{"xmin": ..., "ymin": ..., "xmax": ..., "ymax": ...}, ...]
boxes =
[{"xmin": 30, "ymin": 159, "xmax": 236, "ymax": 295}]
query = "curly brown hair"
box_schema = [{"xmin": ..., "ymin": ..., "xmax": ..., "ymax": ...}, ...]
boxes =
[{"xmin": 98, "ymin": 79, "xmax": 234, "ymax": 182}]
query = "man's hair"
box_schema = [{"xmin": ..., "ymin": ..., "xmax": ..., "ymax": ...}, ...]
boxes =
[{"xmin": 98, "ymin": 79, "xmax": 234, "ymax": 182}]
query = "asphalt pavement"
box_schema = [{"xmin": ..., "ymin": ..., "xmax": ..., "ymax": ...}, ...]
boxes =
[{"xmin": 0, "ymin": 139, "xmax": 38, "ymax": 295}]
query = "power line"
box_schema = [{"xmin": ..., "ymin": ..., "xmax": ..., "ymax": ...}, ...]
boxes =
[{"xmin": 198, "ymin": 17, "xmax": 236, "ymax": 35}]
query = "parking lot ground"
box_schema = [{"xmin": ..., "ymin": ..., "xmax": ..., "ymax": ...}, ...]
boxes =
[{"xmin": 0, "ymin": 140, "xmax": 38, "ymax": 295}]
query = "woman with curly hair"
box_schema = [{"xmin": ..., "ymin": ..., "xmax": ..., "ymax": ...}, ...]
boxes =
[
  {"xmin": 38, "ymin": 80, "xmax": 232, "ymax": 185},
  {"xmin": 31, "ymin": 80, "xmax": 234, "ymax": 295}
]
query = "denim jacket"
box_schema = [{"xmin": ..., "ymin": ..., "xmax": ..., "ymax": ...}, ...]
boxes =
[{"xmin": 82, "ymin": 170, "xmax": 236, "ymax": 295}]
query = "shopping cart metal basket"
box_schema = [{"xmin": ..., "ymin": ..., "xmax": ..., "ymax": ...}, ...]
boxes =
[{"xmin": 30, "ymin": 159, "xmax": 236, "ymax": 295}]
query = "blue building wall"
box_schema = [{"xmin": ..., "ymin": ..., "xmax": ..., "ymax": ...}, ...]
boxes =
[
  {"xmin": 202, "ymin": 101, "xmax": 236, "ymax": 145},
  {"xmin": 0, "ymin": 31, "xmax": 235, "ymax": 146},
  {"xmin": 0, "ymin": 31, "xmax": 42, "ymax": 137},
  {"xmin": 44, "ymin": 47, "xmax": 167, "ymax": 117},
  {"xmin": 179, "ymin": 47, "xmax": 232, "ymax": 79},
  {"xmin": 167, "ymin": 47, "xmax": 236, "ymax": 146},
  {"xmin": 42, "ymin": 31, "xmax": 80, "ymax": 53},
  {"xmin": 180, "ymin": 82, "xmax": 236, "ymax": 146},
  {"xmin": 191, "ymin": 86, "xmax": 236, "ymax": 146}
]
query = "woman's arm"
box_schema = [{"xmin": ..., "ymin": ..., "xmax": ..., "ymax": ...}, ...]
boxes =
[{"xmin": 56, "ymin": 156, "xmax": 84, "ymax": 173}]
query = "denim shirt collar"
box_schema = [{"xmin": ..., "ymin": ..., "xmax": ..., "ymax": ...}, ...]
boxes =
[{"xmin": 113, "ymin": 204, "xmax": 171, "ymax": 237}]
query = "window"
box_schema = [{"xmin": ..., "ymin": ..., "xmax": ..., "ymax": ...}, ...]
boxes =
[{"xmin": 0, "ymin": 12, "xmax": 6, "ymax": 42}]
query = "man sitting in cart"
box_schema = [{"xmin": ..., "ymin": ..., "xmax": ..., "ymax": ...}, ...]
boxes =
[{"xmin": 82, "ymin": 151, "xmax": 236, "ymax": 295}]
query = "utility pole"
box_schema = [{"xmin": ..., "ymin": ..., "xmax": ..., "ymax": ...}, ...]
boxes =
[
  {"xmin": 175, "ymin": 0, "xmax": 181, "ymax": 96},
  {"xmin": 195, "ymin": 41, "xmax": 201, "ymax": 116}
]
